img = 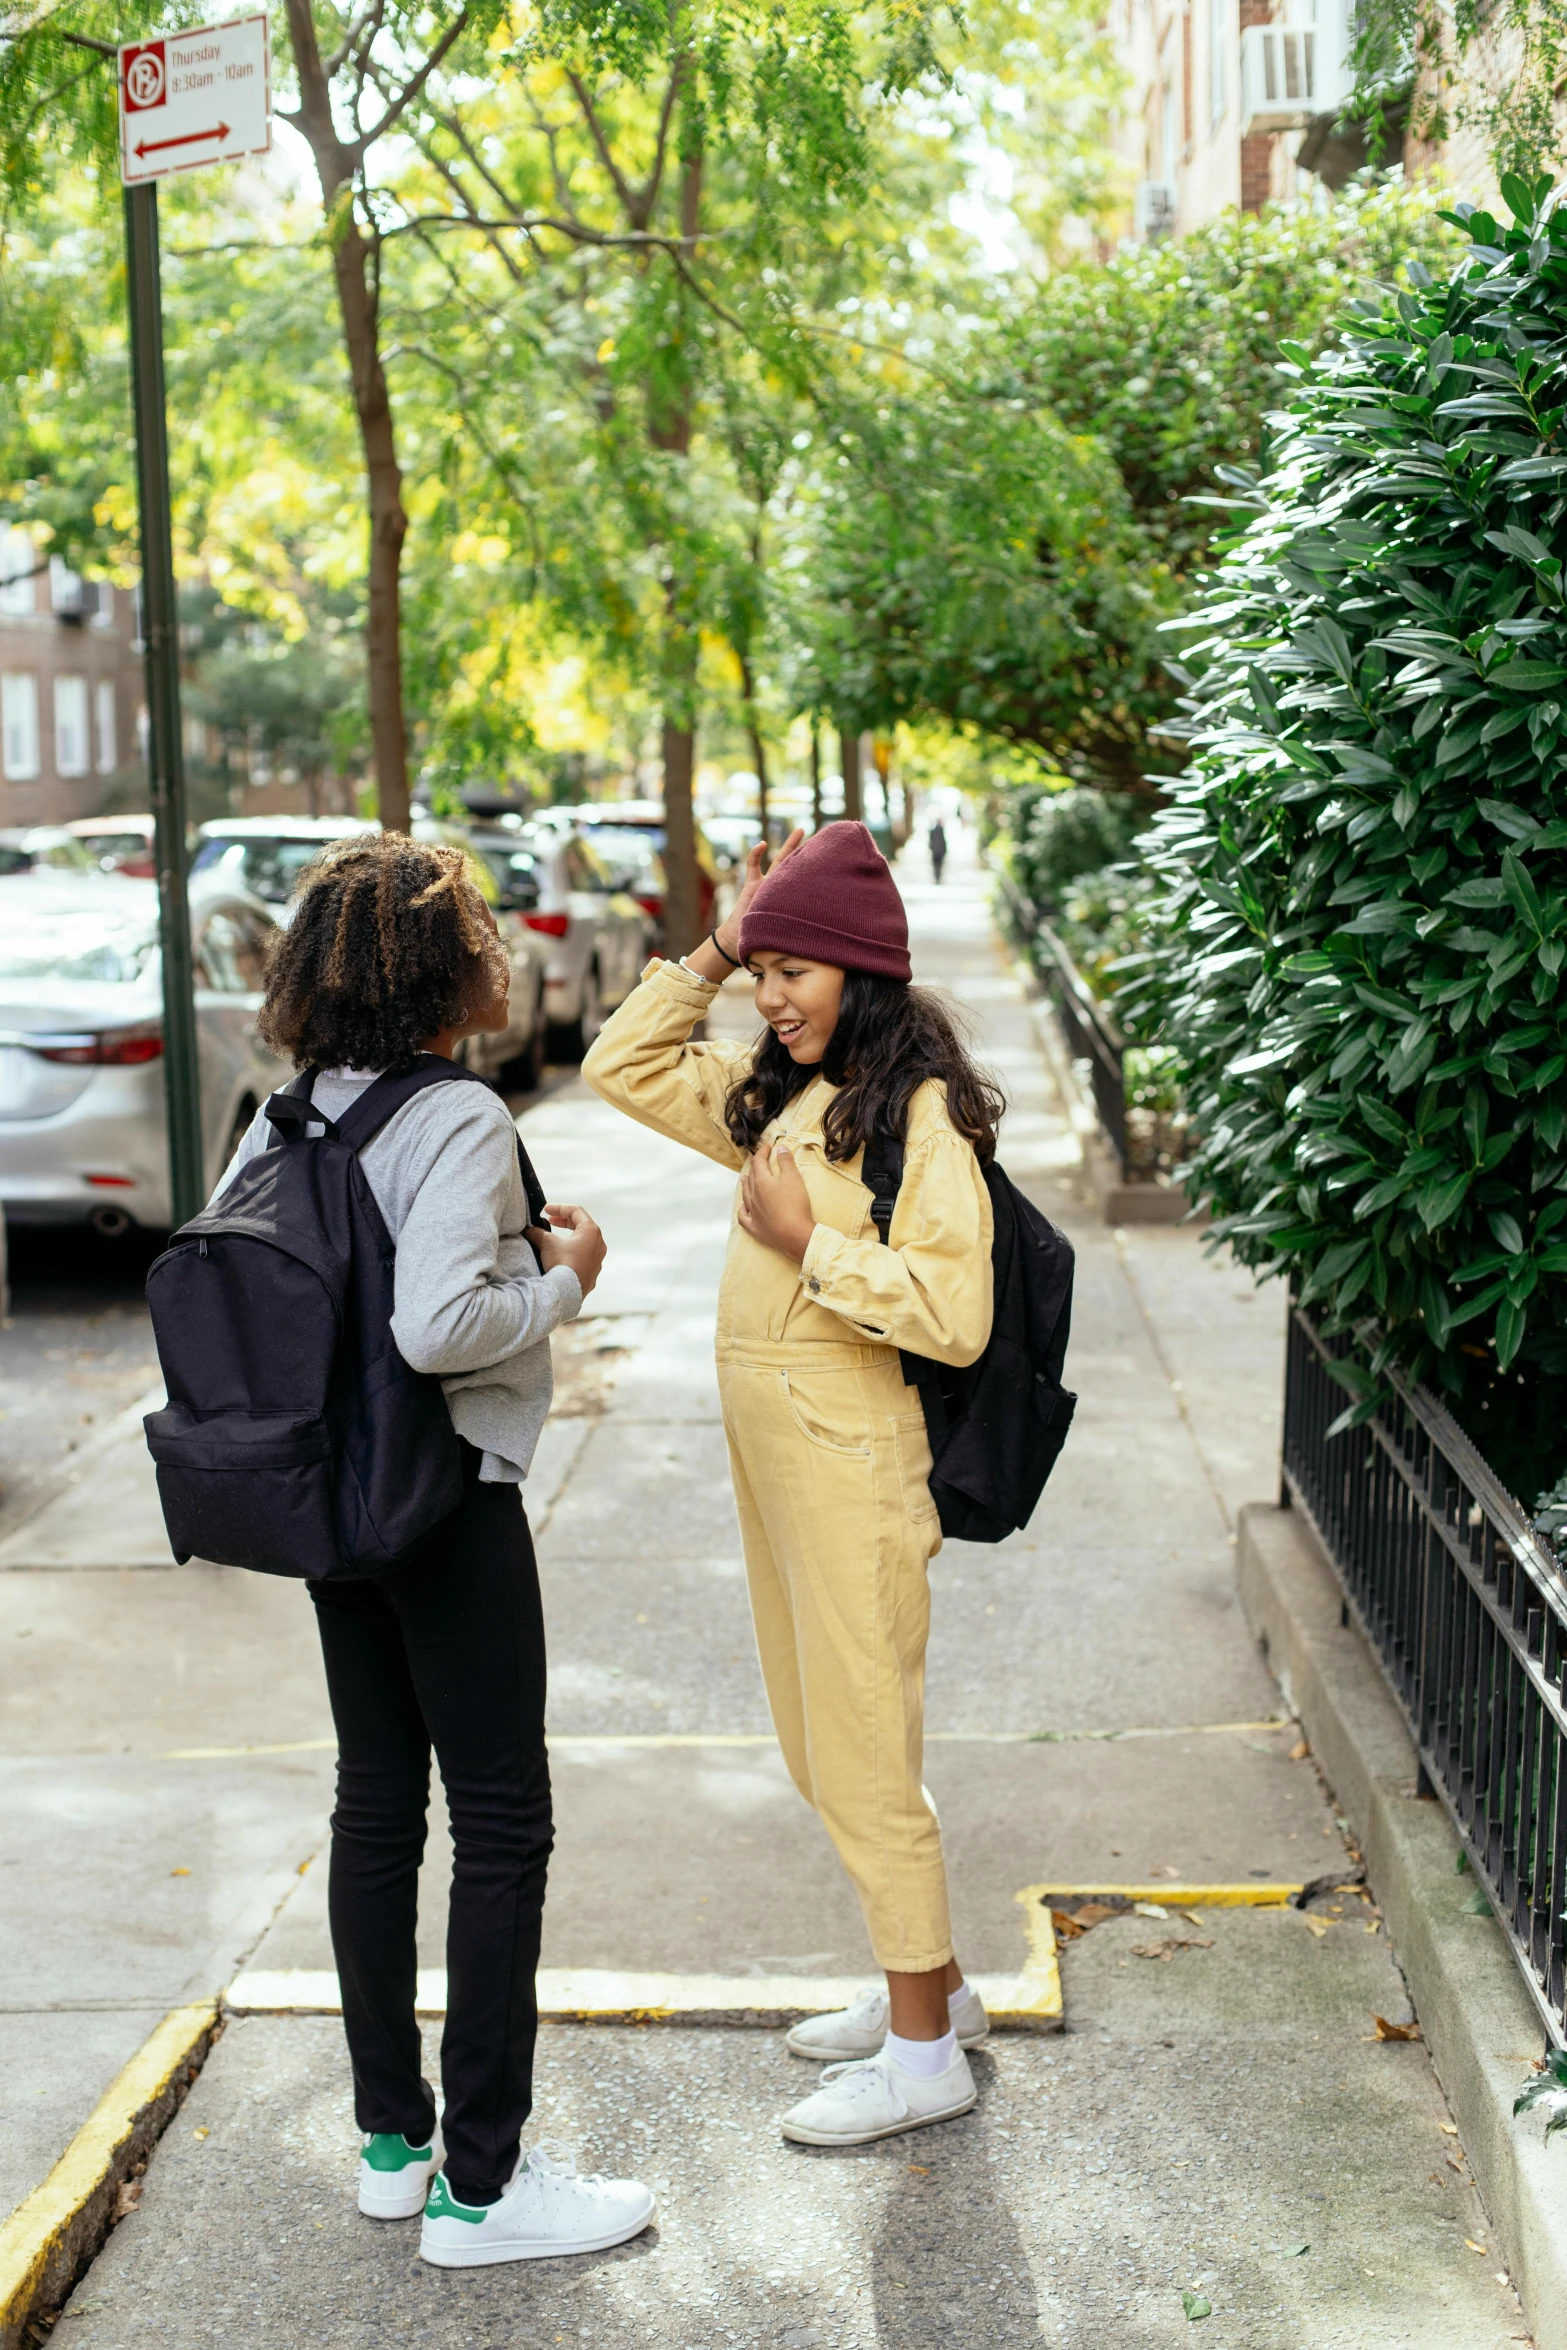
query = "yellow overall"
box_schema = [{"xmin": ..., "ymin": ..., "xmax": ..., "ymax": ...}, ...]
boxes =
[{"xmin": 582, "ymin": 959, "xmax": 993, "ymax": 1972}]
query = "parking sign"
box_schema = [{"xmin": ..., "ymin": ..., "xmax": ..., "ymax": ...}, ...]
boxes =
[{"xmin": 119, "ymin": 14, "xmax": 271, "ymax": 185}]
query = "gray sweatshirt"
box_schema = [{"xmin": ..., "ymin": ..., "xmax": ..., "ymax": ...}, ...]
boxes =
[{"xmin": 214, "ymin": 1069, "xmax": 581, "ymax": 1483}]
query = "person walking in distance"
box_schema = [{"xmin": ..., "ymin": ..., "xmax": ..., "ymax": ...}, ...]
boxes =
[
  {"xmin": 927, "ymin": 818, "xmax": 948, "ymax": 884},
  {"xmin": 583, "ymin": 822, "xmax": 1000, "ymax": 2147},
  {"xmin": 214, "ymin": 835, "xmax": 654, "ymax": 2265}
]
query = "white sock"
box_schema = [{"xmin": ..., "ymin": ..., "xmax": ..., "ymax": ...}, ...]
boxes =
[
  {"xmin": 947, "ymin": 1979, "xmax": 971, "ymax": 2015},
  {"xmin": 885, "ymin": 2027, "xmax": 957, "ymax": 2078}
]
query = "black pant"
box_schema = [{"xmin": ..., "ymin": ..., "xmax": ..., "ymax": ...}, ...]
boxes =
[{"xmin": 309, "ymin": 1444, "xmax": 552, "ymax": 2204}]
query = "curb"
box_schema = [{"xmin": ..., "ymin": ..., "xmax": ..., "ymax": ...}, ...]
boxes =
[
  {"xmin": 0, "ymin": 2001, "xmax": 220, "ymax": 2350},
  {"xmin": 1237, "ymin": 1502, "xmax": 1567, "ymax": 2350},
  {"xmin": 1023, "ymin": 998, "xmax": 1193, "ymax": 1225}
]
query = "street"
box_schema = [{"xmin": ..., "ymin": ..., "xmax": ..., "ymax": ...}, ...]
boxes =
[{"xmin": 0, "ymin": 843, "xmax": 1526, "ymax": 2347}]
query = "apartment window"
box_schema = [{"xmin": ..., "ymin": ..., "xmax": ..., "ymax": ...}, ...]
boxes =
[
  {"xmin": 1210, "ymin": 0, "xmax": 1226, "ymax": 121},
  {"xmin": 96, "ymin": 679, "xmax": 117, "ymax": 774},
  {"xmin": 0, "ymin": 527, "xmax": 36, "ymax": 618},
  {"xmin": 2, "ymin": 672, "xmax": 40, "ymax": 778},
  {"xmin": 55, "ymin": 674, "xmax": 90, "ymax": 777}
]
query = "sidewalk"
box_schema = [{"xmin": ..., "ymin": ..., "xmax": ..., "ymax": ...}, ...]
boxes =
[{"xmin": 4, "ymin": 835, "xmax": 1527, "ymax": 2347}]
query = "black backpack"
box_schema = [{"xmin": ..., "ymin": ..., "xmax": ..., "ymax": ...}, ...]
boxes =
[
  {"xmin": 142, "ymin": 1059, "xmax": 548, "ymax": 1582},
  {"xmin": 861, "ymin": 1137, "xmax": 1076, "ymax": 1544}
]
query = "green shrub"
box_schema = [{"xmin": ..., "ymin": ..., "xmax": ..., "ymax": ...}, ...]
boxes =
[
  {"xmin": 1126, "ymin": 175, "xmax": 1567, "ymax": 1476},
  {"xmin": 1007, "ymin": 785, "xmax": 1142, "ymax": 912}
]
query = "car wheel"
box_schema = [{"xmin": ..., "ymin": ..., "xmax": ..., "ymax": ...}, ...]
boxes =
[{"xmin": 548, "ymin": 964, "xmax": 602, "ymax": 1063}]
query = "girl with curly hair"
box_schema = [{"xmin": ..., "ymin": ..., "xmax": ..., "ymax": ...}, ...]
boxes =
[
  {"xmin": 584, "ymin": 821, "xmax": 1002, "ymax": 2149},
  {"xmin": 216, "ymin": 832, "xmax": 654, "ymax": 2264}
]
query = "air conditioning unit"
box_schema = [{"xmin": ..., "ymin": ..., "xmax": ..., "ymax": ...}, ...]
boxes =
[
  {"xmin": 1239, "ymin": 0, "xmax": 1354, "ymax": 136},
  {"xmin": 1134, "ymin": 180, "xmax": 1177, "ymax": 238}
]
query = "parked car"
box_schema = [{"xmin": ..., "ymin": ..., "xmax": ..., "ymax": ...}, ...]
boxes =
[
  {"xmin": 190, "ymin": 813, "xmax": 550, "ymax": 1093},
  {"xmin": 558, "ymin": 800, "xmax": 722, "ymax": 944},
  {"xmin": 66, "ymin": 814, "xmax": 159, "ymax": 877},
  {"xmin": 0, "ymin": 869, "xmax": 290, "ymax": 1233},
  {"xmin": 189, "ymin": 815, "xmax": 378, "ymax": 909},
  {"xmin": 0, "ymin": 826, "xmax": 98, "ymax": 877},
  {"xmin": 467, "ymin": 819, "xmax": 652, "ymax": 1058}
]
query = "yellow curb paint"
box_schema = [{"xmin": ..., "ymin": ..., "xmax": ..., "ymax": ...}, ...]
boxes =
[
  {"xmin": 1026, "ymin": 1882, "xmax": 1305, "ymax": 1908},
  {"xmin": 225, "ymin": 1964, "xmax": 1064, "ymax": 2031},
  {"xmin": 1002, "ymin": 1891, "xmax": 1063, "ymax": 2028},
  {"xmin": 160, "ymin": 1720, "xmax": 1293, "ymax": 1762},
  {"xmin": 0, "ymin": 2000, "xmax": 217, "ymax": 2349}
]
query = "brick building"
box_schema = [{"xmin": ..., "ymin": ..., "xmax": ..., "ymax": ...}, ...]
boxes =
[
  {"xmin": 1108, "ymin": 0, "xmax": 1503, "ymax": 242},
  {"xmin": 0, "ymin": 528, "xmax": 148, "ymax": 832}
]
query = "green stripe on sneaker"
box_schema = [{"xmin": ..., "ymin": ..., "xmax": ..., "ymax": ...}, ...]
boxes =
[
  {"xmin": 363, "ymin": 2133, "xmax": 434, "ymax": 2172},
  {"xmin": 424, "ymin": 2173, "xmax": 487, "ymax": 2225}
]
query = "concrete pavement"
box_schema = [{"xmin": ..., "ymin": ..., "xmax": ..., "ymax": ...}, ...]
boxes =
[{"xmin": 2, "ymin": 833, "xmax": 1528, "ymax": 2345}]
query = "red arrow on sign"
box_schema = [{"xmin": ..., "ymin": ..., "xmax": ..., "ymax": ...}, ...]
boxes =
[{"xmin": 134, "ymin": 120, "xmax": 231, "ymax": 159}]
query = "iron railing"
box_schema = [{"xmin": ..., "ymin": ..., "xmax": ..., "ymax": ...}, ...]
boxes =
[
  {"xmin": 1283, "ymin": 1306, "xmax": 1567, "ymax": 2047},
  {"xmin": 997, "ymin": 873, "xmax": 1128, "ymax": 1173}
]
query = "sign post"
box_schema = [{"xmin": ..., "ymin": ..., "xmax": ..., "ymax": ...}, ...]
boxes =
[{"xmin": 115, "ymin": 16, "xmax": 271, "ymax": 1229}]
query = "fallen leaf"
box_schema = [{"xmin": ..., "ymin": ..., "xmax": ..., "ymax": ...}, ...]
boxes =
[
  {"xmin": 1462, "ymin": 1890, "xmax": 1493, "ymax": 1916},
  {"xmin": 1134, "ymin": 1900, "xmax": 1170, "ymax": 1919},
  {"xmin": 1440, "ymin": 2122, "xmax": 1458, "ymax": 2135},
  {"xmin": 169, "ymin": 1867, "xmax": 191, "ymax": 1878},
  {"xmin": 1177, "ymin": 1909, "xmax": 1207, "ymax": 1929},
  {"xmin": 1447, "ymin": 2155, "xmax": 1467, "ymax": 2174},
  {"xmin": 1301, "ymin": 1916, "xmax": 1330, "ymax": 1939},
  {"xmin": 1132, "ymin": 1937, "xmax": 1214, "ymax": 1961},
  {"xmin": 1278, "ymin": 2242, "xmax": 1310, "ymax": 2257},
  {"xmin": 112, "ymin": 2180, "xmax": 141, "ymax": 2220},
  {"xmin": 1073, "ymin": 1901, "xmax": 1129, "ymax": 1928},
  {"xmin": 1050, "ymin": 1909, "xmax": 1087, "ymax": 1940},
  {"xmin": 1373, "ymin": 2016, "xmax": 1422, "ymax": 2042},
  {"xmin": 1290, "ymin": 1740, "xmax": 1310, "ymax": 1761},
  {"xmin": 191, "ymin": 2127, "xmax": 208, "ymax": 2141},
  {"xmin": 1465, "ymin": 2239, "xmax": 1488, "ymax": 2255},
  {"xmin": 1181, "ymin": 2291, "xmax": 1213, "ymax": 2321},
  {"xmin": 907, "ymin": 2164, "xmax": 930, "ymax": 2175}
]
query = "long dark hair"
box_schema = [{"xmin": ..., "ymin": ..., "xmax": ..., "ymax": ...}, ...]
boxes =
[{"xmin": 723, "ymin": 972, "xmax": 1005, "ymax": 1164}]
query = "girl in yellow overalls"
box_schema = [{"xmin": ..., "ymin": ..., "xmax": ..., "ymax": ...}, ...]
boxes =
[{"xmin": 582, "ymin": 820, "xmax": 1001, "ymax": 2147}]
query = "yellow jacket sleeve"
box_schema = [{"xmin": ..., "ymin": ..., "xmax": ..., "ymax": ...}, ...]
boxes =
[
  {"xmin": 798, "ymin": 1091, "xmax": 994, "ymax": 1368},
  {"xmin": 580, "ymin": 957, "xmax": 749, "ymax": 1171}
]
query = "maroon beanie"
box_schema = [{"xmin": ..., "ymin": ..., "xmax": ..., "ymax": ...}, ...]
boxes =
[{"xmin": 738, "ymin": 821, "xmax": 911, "ymax": 981}]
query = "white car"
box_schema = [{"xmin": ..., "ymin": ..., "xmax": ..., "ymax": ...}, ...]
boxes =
[
  {"xmin": 190, "ymin": 814, "xmax": 551, "ymax": 1093},
  {"xmin": 0, "ymin": 870, "xmax": 291, "ymax": 1234},
  {"xmin": 466, "ymin": 820, "xmax": 653, "ymax": 1058}
]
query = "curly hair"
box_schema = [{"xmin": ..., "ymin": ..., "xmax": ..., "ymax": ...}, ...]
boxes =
[
  {"xmin": 723, "ymin": 971, "xmax": 1005, "ymax": 1165},
  {"xmin": 256, "ymin": 834, "xmax": 507, "ymax": 1072}
]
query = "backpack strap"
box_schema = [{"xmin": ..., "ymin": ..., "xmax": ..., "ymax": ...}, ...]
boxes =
[
  {"xmin": 333, "ymin": 1057, "xmax": 551, "ymax": 1229},
  {"xmin": 264, "ymin": 1068, "xmax": 337, "ymax": 1145},
  {"xmin": 861, "ymin": 1132, "xmax": 905, "ymax": 1242},
  {"xmin": 860, "ymin": 1132, "xmax": 950, "ymax": 1439}
]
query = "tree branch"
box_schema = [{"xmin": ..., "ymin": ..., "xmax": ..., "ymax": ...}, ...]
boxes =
[
  {"xmin": 358, "ymin": 6, "xmax": 473, "ymax": 151},
  {"xmin": 564, "ymin": 68, "xmax": 641, "ymax": 225}
]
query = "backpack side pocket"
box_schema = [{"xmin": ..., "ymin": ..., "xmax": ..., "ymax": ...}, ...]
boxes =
[{"xmin": 144, "ymin": 1404, "xmax": 338, "ymax": 1578}]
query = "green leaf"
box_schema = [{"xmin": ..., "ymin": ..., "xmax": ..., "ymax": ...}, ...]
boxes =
[
  {"xmin": 1496, "ymin": 1294, "xmax": 1528, "ymax": 1368},
  {"xmin": 1489, "ymin": 1211, "xmax": 1525, "ymax": 1253},
  {"xmin": 1181, "ymin": 2293, "xmax": 1214, "ymax": 2322}
]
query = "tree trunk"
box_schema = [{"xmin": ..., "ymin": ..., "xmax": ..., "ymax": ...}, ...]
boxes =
[
  {"xmin": 332, "ymin": 219, "xmax": 411, "ymax": 833},
  {"xmin": 652, "ymin": 142, "xmax": 704, "ymax": 950},
  {"xmin": 739, "ymin": 653, "xmax": 768, "ymax": 848},
  {"xmin": 661, "ymin": 713, "xmax": 700, "ymax": 954},
  {"xmin": 281, "ymin": 0, "xmax": 412, "ymax": 834},
  {"xmin": 810, "ymin": 723, "xmax": 822, "ymax": 832},
  {"xmin": 839, "ymin": 722, "xmax": 862, "ymax": 822}
]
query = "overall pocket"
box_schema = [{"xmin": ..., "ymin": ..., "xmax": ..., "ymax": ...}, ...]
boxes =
[
  {"xmin": 145, "ymin": 1404, "xmax": 338, "ymax": 1578},
  {"xmin": 778, "ymin": 1369, "xmax": 873, "ymax": 1457}
]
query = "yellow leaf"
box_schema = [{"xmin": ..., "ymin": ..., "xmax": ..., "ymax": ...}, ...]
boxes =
[{"xmin": 597, "ymin": 338, "xmax": 617, "ymax": 363}]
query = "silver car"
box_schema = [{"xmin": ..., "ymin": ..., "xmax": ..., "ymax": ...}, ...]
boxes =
[
  {"xmin": 467, "ymin": 821, "xmax": 652, "ymax": 1059},
  {"xmin": 0, "ymin": 871, "xmax": 290, "ymax": 1234},
  {"xmin": 190, "ymin": 814, "xmax": 551, "ymax": 1094}
]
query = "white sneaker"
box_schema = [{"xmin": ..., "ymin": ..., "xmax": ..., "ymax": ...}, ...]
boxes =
[
  {"xmin": 786, "ymin": 1983, "xmax": 990, "ymax": 2061},
  {"xmin": 780, "ymin": 2047, "xmax": 977, "ymax": 2147},
  {"xmin": 419, "ymin": 2143, "xmax": 656, "ymax": 2267},
  {"xmin": 358, "ymin": 2124, "xmax": 444, "ymax": 2219}
]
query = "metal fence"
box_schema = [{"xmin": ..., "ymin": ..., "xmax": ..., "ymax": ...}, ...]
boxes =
[{"xmin": 1282, "ymin": 1306, "xmax": 1567, "ymax": 2048}]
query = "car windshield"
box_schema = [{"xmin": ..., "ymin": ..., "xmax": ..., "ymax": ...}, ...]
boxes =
[
  {"xmin": 0, "ymin": 902, "xmax": 157, "ymax": 982},
  {"xmin": 191, "ymin": 837, "xmax": 337, "ymax": 903}
]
